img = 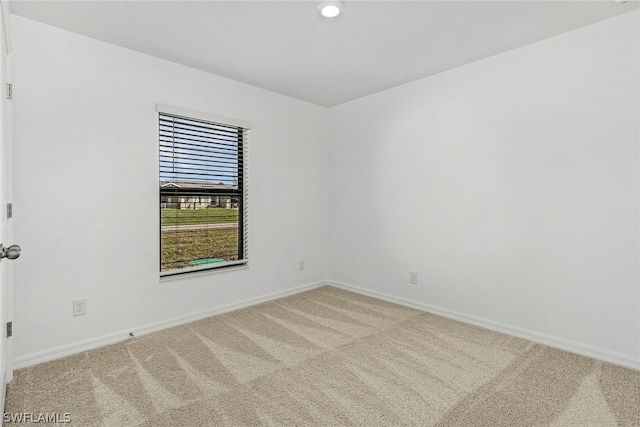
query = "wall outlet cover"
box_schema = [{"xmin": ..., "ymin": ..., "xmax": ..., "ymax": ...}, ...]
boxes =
[
  {"xmin": 73, "ymin": 298, "xmax": 87, "ymax": 316},
  {"xmin": 410, "ymin": 272, "xmax": 418, "ymax": 284}
]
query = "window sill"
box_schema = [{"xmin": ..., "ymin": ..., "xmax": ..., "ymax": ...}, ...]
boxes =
[{"xmin": 159, "ymin": 264, "xmax": 249, "ymax": 282}]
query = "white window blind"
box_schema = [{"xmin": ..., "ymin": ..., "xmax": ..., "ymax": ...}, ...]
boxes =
[{"xmin": 158, "ymin": 106, "xmax": 249, "ymax": 276}]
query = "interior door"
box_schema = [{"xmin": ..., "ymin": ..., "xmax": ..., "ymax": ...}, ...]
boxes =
[{"xmin": 0, "ymin": 0, "xmax": 14, "ymax": 409}]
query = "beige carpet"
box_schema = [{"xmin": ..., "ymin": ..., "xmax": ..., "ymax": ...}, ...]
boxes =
[{"xmin": 4, "ymin": 286, "xmax": 639, "ymax": 426}]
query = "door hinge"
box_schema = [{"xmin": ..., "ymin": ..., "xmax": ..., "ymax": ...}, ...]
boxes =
[
  {"xmin": 6, "ymin": 321, "xmax": 12, "ymax": 338},
  {"xmin": 6, "ymin": 83, "xmax": 12, "ymax": 100},
  {"xmin": 6, "ymin": 203, "xmax": 12, "ymax": 219}
]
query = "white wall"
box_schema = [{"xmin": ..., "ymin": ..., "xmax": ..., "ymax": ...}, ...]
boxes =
[
  {"xmin": 11, "ymin": 15, "xmax": 330, "ymax": 359},
  {"xmin": 329, "ymin": 12, "xmax": 639, "ymax": 361}
]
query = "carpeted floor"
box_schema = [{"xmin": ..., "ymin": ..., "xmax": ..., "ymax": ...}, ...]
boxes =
[{"xmin": 4, "ymin": 286, "xmax": 639, "ymax": 426}]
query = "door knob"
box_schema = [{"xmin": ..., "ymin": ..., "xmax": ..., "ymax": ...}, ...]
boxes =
[{"xmin": 0, "ymin": 244, "xmax": 21, "ymax": 261}]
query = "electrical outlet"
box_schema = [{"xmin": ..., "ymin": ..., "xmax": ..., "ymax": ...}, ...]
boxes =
[
  {"xmin": 73, "ymin": 298, "xmax": 87, "ymax": 316},
  {"xmin": 298, "ymin": 260, "xmax": 305, "ymax": 271},
  {"xmin": 409, "ymin": 272, "xmax": 418, "ymax": 284}
]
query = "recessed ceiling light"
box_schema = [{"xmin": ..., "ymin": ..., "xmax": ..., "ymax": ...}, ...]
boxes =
[{"xmin": 317, "ymin": 0, "xmax": 344, "ymax": 18}]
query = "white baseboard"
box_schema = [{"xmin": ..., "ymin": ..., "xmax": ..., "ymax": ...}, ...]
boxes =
[
  {"xmin": 13, "ymin": 279, "xmax": 639, "ymax": 371},
  {"xmin": 13, "ymin": 280, "xmax": 328, "ymax": 370},
  {"xmin": 328, "ymin": 280, "xmax": 640, "ymax": 371}
]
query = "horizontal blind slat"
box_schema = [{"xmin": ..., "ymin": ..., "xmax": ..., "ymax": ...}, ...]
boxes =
[
  {"xmin": 160, "ymin": 115, "xmax": 240, "ymax": 133},
  {"xmin": 159, "ymin": 151, "xmax": 242, "ymax": 164},
  {"xmin": 158, "ymin": 132, "xmax": 241, "ymax": 150},
  {"xmin": 159, "ymin": 137, "xmax": 240, "ymax": 152},
  {"xmin": 159, "ymin": 125, "xmax": 241, "ymax": 141}
]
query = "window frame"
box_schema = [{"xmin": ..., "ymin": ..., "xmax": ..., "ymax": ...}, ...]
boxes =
[{"xmin": 157, "ymin": 104, "xmax": 250, "ymax": 277}]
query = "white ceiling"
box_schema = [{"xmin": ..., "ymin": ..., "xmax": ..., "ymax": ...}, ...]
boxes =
[{"xmin": 9, "ymin": 1, "xmax": 639, "ymax": 107}]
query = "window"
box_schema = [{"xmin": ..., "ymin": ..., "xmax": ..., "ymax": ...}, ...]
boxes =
[{"xmin": 158, "ymin": 104, "xmax": 250, "ymax": 276}]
